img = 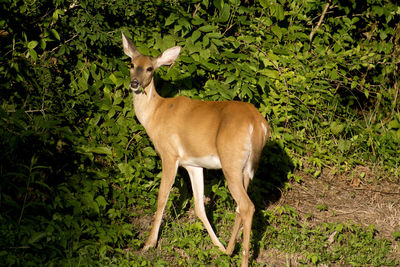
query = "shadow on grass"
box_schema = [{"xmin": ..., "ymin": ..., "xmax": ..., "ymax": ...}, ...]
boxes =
[
  {"xmin": 169, "ymin": 139, "xmax": 294, "ymax": 262},
  {"xmin": 250, "ymin": 140, "xmax": 294, "ymax": 261}
]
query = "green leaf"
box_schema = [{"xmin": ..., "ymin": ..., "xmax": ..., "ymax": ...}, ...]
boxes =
[
  {"xmin": 310, "ymin": 254, "xmax": 319, "ymax": 264},
  {"xmin": 199, "ymin": 49, "xmax": 211, "ymax": 59},
  {"xmin": 191, "ymin": 30, "xmax": 201, "ymax": 43},
  {"xmin": 198, "ymin": 25, "xmax": 218, "ymax": 32},
  {"xmin": 28, "ymin": 232, "xmax": 47, "ymax": 245},
  {"xmin": 388, "ymin": 119, "xmax": 400, "ymax": 129},
  {"xmin": 338, "ymin": 139, "xmax": 351, "ymax": 152},
  {"xmin": 364, "ymin": 89, "xmax": 369, "ymax": 99},
  {"xmin": 77, "ymin": 77, "xmax": 88, "ymax": 92},
  {"xmin": 394, "ymin": 231, "xmax": 400, "ymax": 241},
  {"xmin": 260, "ymin": 69, "xmax": 279, "ymax": 79},
  {"xmin": 271, "ymin": 25, "xmax": 283, "ymax": 40},
  {"xmin": 275, "ymin": 4, "xmax": 285, "ymax": 21},
  {"xmin": 165, "ymin": 13, "xmax": 179, "ymax": 26},
  {"xmin": 28, "ymin": 49, "xmax": 37, "ymax": 61},
  {"xmin": 40, "ymin": 39, "xmax": 46, "ymax": 50},
  {"xmin": 259, "ymin": 0, "xmax": 268, "ymax": 8},
  {"xmin": 89, "ymin": 147, "xmax": 112, "ymax": 155},
  {"xmin": 211, "ymin": 38, "xmax": 223, "ymax": 46},
  {"xmin": 218, "ymin": 3, "xmax": 230, "ymax": 23},
  {"xmin": 205, "ymin": 32, "xmax": 222, "ymax": 39},
  {"xmin": 330, "ymin": 121, "xmax": 345, "ymax": 135},
  {"xmin": 27, "ymin": 41, "xmax": 38, "ymax": 49},
  {"xmin": 95, "ymin": 195, "xmax": 107, "ymax": 208},
  {"xmin": 109, "ymin": 73, "xmax": 118, "ymax": 85},
  {"xmin": 213, "ymin": 0, "xmax": 223, "ymax": 11},
  {"xmin": 51, "ymin": 29, "xmax": 60, "ymax": 41},
  {"xmin": 142, "ymin": 147, "xmax": 157, "ymax": 157},
  {"xmin": 351, "ymin": 80, "xmax": 358, "ymax": 89},
  {"xmin": 258, "ymin": 76, "xmax": 267, "ymax": 89}
]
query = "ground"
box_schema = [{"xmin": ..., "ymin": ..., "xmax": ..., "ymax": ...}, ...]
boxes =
[
  {"xmin": 133, "ymin": 165, "xmax": 400, "ymax": 266},
  {"xmin": 257, "ymin": 166, "xmax": 400, "ymax": 265},
  {"xmin": 282, "ymin": 167, "xmax": 400, "ymax": 240}
]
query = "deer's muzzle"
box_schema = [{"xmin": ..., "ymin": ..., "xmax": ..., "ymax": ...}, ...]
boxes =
[{"xmin": 130, "ymin": 79, "xmax": 139, "ymax": 90}]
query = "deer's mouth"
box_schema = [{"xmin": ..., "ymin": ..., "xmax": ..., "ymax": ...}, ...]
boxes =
[
  {"xmin": 130, "ymin": 79, "xmax": 147, "ymax": 95},
  {"xmin": 130, "ymin": 79, "xmax": 140, "ymax": 90}
]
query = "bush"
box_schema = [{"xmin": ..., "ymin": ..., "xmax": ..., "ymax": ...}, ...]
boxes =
[{"xmin": 0, "ymin": 0, "xmax": 399, "ymax": 265}]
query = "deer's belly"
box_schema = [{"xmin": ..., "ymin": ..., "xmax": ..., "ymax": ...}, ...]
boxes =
[{"xmin": 180, "ymin": 155, "xmax": 222, "ymax": 169}]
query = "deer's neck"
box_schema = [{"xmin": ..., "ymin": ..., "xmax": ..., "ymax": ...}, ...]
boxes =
[{"xmin": 133, "ymin": 78, "xmax": 161, "ymax": 128}]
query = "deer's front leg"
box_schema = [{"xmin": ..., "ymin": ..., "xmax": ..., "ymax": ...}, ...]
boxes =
[{"xmin": 142, "ymin": 157, "xmax": 178, "ymax": 251}]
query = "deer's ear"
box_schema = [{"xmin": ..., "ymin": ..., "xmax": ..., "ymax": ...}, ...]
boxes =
[
  {"xmin": 122, "ymin": 33, "xmax": 141, "ymax": 59},
  {"xmin": 155, "ymin": 46, "xmax": 181, "ymax": 69}
]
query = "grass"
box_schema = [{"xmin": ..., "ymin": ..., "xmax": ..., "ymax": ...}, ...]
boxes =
[
  {"xmin": 110, "ymin": 167, "xmax": 400, "ymax": 266},
  {"xmin": 117, "ymin": 206, "xmax": 398, "ymax": 266},
  {"xmin": 261, "ymin": 206, "xmax": 397, "ymax": 266}
]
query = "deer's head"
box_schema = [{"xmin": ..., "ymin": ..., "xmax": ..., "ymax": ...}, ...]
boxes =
[{"xmin": 122, "ymin": 33, "xmax": 181, "ymax": 93}]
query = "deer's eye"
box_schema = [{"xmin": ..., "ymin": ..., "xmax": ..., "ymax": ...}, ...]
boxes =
[{"xmin": 146, "ymin": 67, "xmax": 153, "ymax": 72}]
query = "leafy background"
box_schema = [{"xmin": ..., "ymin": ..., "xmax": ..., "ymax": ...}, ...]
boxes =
[{"xmin": 1, "ymin": 0, "xmax": 399, "ymax": 265}]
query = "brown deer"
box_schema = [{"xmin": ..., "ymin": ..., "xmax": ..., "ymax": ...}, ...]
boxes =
[{"xmin": 122, "ymin": 32, "xmax": 270, "ymax": 267}]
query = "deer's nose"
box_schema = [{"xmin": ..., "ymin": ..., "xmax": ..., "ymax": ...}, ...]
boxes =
[{"xmin": 130, "ymin": 79, "xmax": 139, "ymax": 89}]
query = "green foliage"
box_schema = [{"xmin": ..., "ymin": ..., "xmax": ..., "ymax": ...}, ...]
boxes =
[{"xmin": 0, "ymin": 0, "xmax": 399, "ymax": 266}]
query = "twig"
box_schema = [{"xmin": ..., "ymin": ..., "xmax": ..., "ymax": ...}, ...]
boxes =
[
  {"xmin": 222, "ymin": 24, "xmax": 234, "ymax": 36},
  {"xmin": 391, "ymin": 72, "xmax": 399, "ymax": 116},
  {"xmin": 251, "ymin": 44, "xmax": 298, "ymax": 128},
  {"xmin": 351, "ymin": 187, "xmax": 400, "ymax": 195},
  {"xmin": 50, "ymin": 34, "xmax": 78, "ymax": 53},
  {"xmin": 125, "ymin": 132, "xmax": 142, "ymax": 163},
  {"xmin": 252, "ymin": 44, "xmax": 289, "ymax": 92},
  {"xmin": 325, "ymin": 179, "xmax": 400, "ymax": 195},
  {"xmin": 309, "ymin": 1, "xmax": 331, "ymax": 42},
  {"xmin": 192, "ymin": 3, "xmax": 201, "ymax": 18},
  {"xmin": 252, "ymin": 44, "xmax": 308, "ymax": 108},
  {"xmin": 6, "ymin": 109, "xmax": 45, "ymax": 113},
  {"xmin": 69, "ymin": 0, "xmax": 78, "ymax": 9}
]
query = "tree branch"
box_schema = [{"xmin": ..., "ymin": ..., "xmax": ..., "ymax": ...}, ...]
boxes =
[{"xmin": 309, "ymin": 1, "xmax": 331, "ymax": 42}]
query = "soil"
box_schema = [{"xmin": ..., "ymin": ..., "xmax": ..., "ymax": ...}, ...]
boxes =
[{"xmin": 257, "ymin": 166, "xmax": 400, "ymax": 265}]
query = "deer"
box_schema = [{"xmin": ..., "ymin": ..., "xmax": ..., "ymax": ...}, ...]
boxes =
[{"xmin": 122, "ymin": 32, "xmax": 270, "ymax": 267}]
